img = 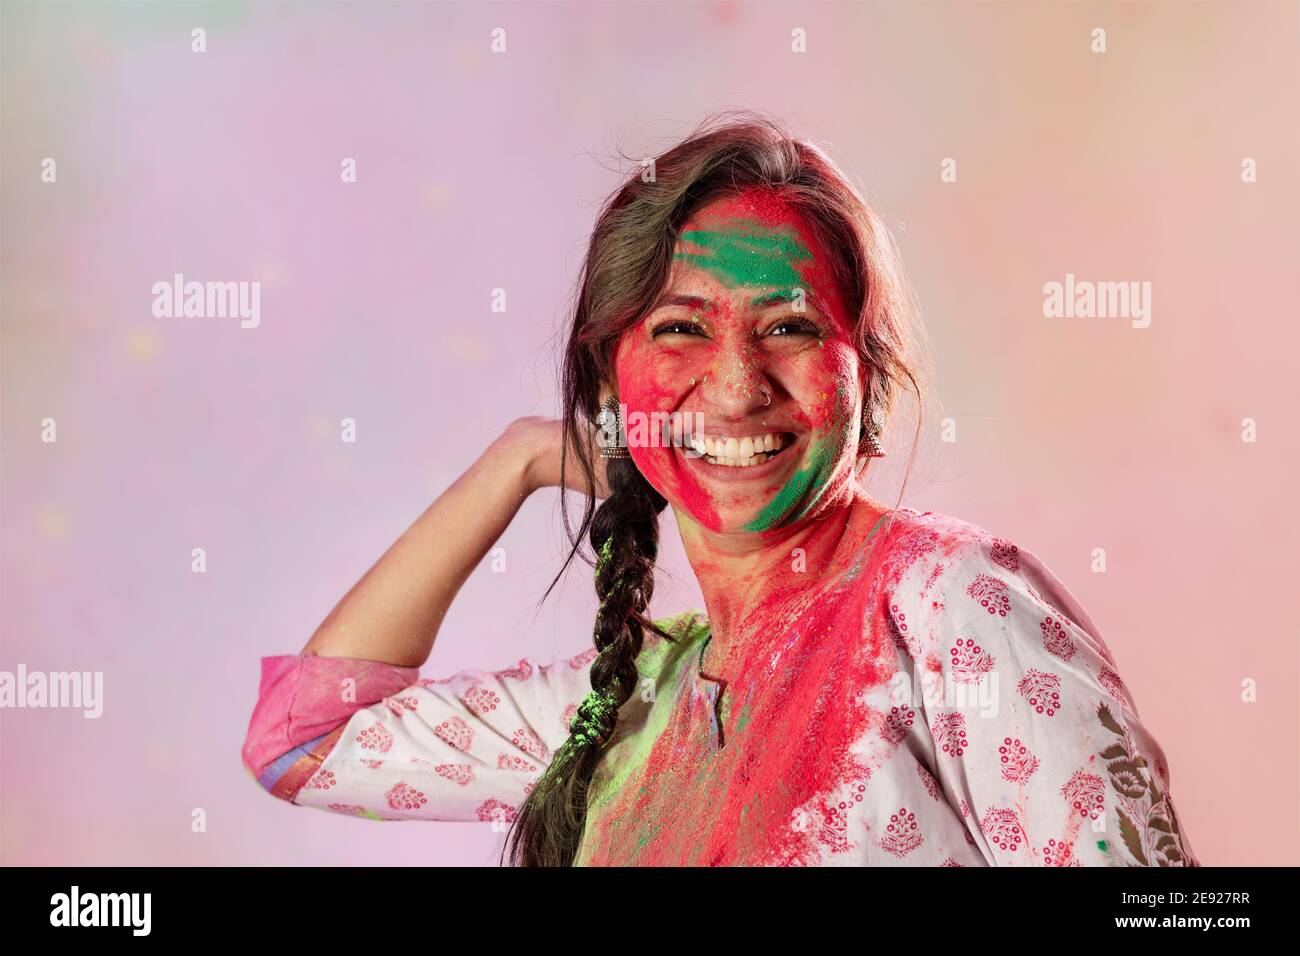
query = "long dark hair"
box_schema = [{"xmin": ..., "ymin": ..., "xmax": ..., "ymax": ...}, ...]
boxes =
[{"xmin": 503, "ymin": 109, "xmax": 927, "ymax": 866}]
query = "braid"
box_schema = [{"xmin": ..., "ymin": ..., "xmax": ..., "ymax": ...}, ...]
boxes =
[{"xmin": 504, "ymin": 456, "xmax": 671, "ymax": 866}]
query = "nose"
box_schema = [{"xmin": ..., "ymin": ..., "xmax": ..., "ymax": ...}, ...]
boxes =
[{"xmin": 699, "ymin": 348, "xmax": 774, "ymax": 421}]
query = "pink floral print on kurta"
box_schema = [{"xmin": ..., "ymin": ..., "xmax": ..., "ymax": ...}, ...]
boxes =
[{"xmin": 243, "ymin": 507, "xmax": 1197, "ymax": 866}]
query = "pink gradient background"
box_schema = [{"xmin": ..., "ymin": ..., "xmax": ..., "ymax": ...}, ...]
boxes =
[{"xmin": 2, "ymin": 1, "xmax": 1297, "ymax": 866}]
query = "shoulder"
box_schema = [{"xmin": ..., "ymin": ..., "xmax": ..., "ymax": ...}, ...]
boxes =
[
  {"xmin": 876, "ymin": 507, "xmax": 1051, "ymax": 594},
  {"xmin": 876, "ymin": 508, "xmax": 1113, "ymax": 667},
  {"xmin": 874, "ymin": 507, "xmax": 1019, "ymax": 586}
]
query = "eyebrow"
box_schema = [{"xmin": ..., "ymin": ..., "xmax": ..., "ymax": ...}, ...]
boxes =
[
  {"xmin": 750, "ymin": 288, "xmax": 819, "ymax": 310},
  {"xmin": 650, "ymin": 288, "xmax": 822, "ymax": 313},
  {"xmin": 652, "ymin": 293, "xmax": 714, "ymax": 311}
]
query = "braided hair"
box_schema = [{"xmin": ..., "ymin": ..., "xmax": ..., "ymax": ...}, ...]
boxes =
[
  {"xmin": 503, "ymin": 109, "xmax": 928, "ymax": 866},
  {"xmin": 503, "ymin": 456, "xmax": 669, "ymax": 867}
]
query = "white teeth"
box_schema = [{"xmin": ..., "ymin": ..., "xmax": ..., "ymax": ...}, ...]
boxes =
[{"xmin": 687, "ymin": 431, "xmax": 792, "ymax": 468}]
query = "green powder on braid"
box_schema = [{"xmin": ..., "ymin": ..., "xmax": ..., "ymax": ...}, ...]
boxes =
[
  {"xmin": 596, "ymin": 534, "xmax": 614, "ymax": 570},
  {"xmin": 568, "ymin": 687, "xmax": 621, "ymax": 747},
  {"xmin": 595, "ymin": 534, "xmax": 644, "ymax": 625},
  {"xmin": 594, "ymin": 534, "xmax": 625, "ymax": 604},
  {"xmin": 574, "ymin": 536, "xmax": 655, "ymax": 752}
]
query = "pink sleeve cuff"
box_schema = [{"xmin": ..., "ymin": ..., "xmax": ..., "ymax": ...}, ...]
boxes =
[{"xmin": 241, "ymin": 654, "xmax": 419, "ymax": 779}]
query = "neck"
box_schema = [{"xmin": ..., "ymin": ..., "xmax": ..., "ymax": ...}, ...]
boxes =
[{"xmin": 673, "ymin": 478, "xmax": 890, "ymax": 673}]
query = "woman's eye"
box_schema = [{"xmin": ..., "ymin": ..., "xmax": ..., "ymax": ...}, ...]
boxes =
[
  {"xmin": 767, "ymin": 317, "xmax": 821, "ymax": 337},
  {"xmin": 652, "ymin": 321, "xmax": 705, "ymax": 338}
]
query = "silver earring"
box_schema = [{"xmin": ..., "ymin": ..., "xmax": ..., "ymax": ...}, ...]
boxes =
[
  {"xmin": 597, "ymin": 395, "xmax": 631, "ymax": 459},
  {"xmin": 862, "ymin": 405, "xmax": 886, "ymax": 459}
]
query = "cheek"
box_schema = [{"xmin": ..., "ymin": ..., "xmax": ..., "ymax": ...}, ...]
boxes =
[
  {"xmin": 785, "ymin": 227, "xmax": 860, "ymax": 440},
  {"xmin": 614, "ymin": 332, "xmax": 682, "ymax": 451},
  {"xmin": 618, "ymin": 366, "xmax": 675, "ymax": 489},
  {"xmin": 614, "ymin": 334, "xmax": 723, "ymax": 530},
  {"xmin": 785, "ymin": 342, "xmax": 860, "ymax": 441}
]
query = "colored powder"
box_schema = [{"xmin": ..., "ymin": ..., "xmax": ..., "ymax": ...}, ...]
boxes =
[
  {"xmin": 743, "ymin": 424, "xmax": 850, "ymax": 532},
  {"xmin": 574, "ymin": 517, "xmax": 900, "ymax": 866},
  {"xmin": 674, "ymin": 226, "xmax": 812, "ymax": 289}
]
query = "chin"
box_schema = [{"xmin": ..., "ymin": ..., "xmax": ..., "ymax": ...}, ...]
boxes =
[{"xmin": 713, "ymin": 514, "xmax": 767, "ymax": 534}]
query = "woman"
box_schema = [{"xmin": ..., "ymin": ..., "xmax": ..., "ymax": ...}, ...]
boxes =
[{"xmin": 241, "ymin": 114, "xmax": 1197, "ymax": 867}]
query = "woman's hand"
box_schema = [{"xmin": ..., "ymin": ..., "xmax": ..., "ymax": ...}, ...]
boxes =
[{"xmin": 500, "ymin": 415, "xmax": 613, "ymax": 500}]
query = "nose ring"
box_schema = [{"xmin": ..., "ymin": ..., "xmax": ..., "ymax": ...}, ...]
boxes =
[{"xmin": 759, "ymin": 385, "xmax": 772, "ymax": 406}]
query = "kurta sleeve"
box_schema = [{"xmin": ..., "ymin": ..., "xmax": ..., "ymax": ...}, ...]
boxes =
[
  {"xmin": 243, "ymin": 644, "xmax": 598, "ymax": 826},
  {"xmin": 891, "ymin": 525, "xmax": 1197, "ymax": 867},
  {"xmin": 241, "ymin": 655, "xmax": 420, "ymax": 800}
]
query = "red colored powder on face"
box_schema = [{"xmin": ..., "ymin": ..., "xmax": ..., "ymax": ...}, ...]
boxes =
[
  {"xmin": 611, "ymin": 187, "xmax": 865, "ymax": 534},
  {"xmin": 614, "ymin": 333, "xmax": 723, "ymax": 531}
]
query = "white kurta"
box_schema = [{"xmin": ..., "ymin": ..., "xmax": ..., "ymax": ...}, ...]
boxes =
[{"xmin": 250, "ymin": 507, "xmax": 1196, "ymax": 866}]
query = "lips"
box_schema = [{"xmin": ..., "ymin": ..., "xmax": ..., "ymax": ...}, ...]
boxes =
[{"xmin": 677, "ymin": 433, "xmax": 802, "ymax": 484}]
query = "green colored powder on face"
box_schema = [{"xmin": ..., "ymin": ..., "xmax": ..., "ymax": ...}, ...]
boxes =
[
  {"xmin": 668, "ymin": 223, "xmax": 859, "ymax": 534},
  {"xmin": 742, "ymin": 432, "xmax": 836, "ymax": 531},
  {"xmin": 674, "ymin": 226, "xmax": 811, "ymax": 289},
  {"xmin": 1097, "ymin": 839, "xmax": 1110, "ymax": 852},
  {"xmin": 743, "ymin": 379, "xmax": 854, "ymax": 532}
]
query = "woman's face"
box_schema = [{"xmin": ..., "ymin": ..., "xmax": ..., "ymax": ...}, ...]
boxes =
[{"xmin": 613, "ymin": 188, "xmax": 866, "ymax": 535}]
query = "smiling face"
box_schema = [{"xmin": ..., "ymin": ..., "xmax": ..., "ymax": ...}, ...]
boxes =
[{"xmin": 613, "ymin": 188, "xmax": 867, "ymax": 534}]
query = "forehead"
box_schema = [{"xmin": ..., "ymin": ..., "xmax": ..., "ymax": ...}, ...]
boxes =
[{"xmin": 659, "ymin": 189, "xmax": 846, "ymax": 318}]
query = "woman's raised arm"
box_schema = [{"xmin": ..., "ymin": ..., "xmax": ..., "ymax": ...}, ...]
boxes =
[
  {"xmin": 241, "ymin": 415, "xmax": 608, "ymax": 808},
  {"xmin": 300, "ymin": 416, "xmax": 605, "ymax": 668}
]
